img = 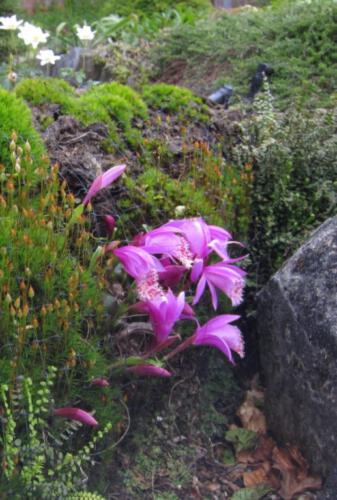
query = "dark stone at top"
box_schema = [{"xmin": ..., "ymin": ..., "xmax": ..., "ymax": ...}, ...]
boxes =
[
  {"xmin": 208, "ymin": 85, "xmax": 233, "ymax": 108},
  {"xmin": 257, "ymin": 216, "xmax": 337, "ymax": 475},
  {"xmin": 248, "ymin": 63, "xmax": 274, "ymax": 99}
]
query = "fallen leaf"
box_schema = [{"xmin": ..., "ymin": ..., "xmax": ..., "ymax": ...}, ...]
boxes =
[
  {"xmin": 279, "ymin": 472, "xmax": 322, "ymax": 499},
  {"xmin": 272, "ymin": 446, "xmax": 296, "ymax": 473},
  {"xmin": 243, "ymin": 463, "xmax": 270, "ymax": 487},
  {"xmin": 206, "ymin": 482, "xmax": 221, "ymax": 492},
  {"xmin": 237, "ymin": 395, "xmax": 266, "ymax": 434}
]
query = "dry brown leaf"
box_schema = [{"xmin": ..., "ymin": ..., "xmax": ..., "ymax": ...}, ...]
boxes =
[
  {"xmin": 236, "ymin": 449, "xmax": 257, "ymax": 464},
  {"xmin": 237, "ymin": 395, "xmax": 267, "ymax": 433},
  {"xmin": 268, "ymin": 468, "xmax": 282, "ymax": 490},
  {"xmin": 272, "ymin": 446, "xmax": 296, "ymax": 473},
  {"xmin": 279, "ymin": 471, "xmax": 322, "ymax": 499},
  {"xmin": 243, "ymin": 465, "xmax": 270, "ymax": 487},
  {"xmin": 206, "ymin": 482, "xmax": 221, "ymax": 492},
  {"xmin": 253, "ymin": 435, "xmax": 276, "ymax": 462},
  {"xmin": 288, "ymin": 445, "xmax": 309, "ymax": 472},
  {"xmin": 236, "ymin": 434, "xmax": 275, "ymax": 464}
]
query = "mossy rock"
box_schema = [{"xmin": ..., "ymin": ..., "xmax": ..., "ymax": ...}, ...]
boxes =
[
  {"xmin": 15, "ymin": 77, "xmax": 75, "ymax": 107},
  {"xmin": 0, "ymin": 88, "xmax": 46, "ymax": 165},
  {"xmin": 142, "ymin": 83, "xmax": 209, "ymax": 121},
  {"xmin": 16, "ymin": 78, "xmax": 148, "ymax": 149}
]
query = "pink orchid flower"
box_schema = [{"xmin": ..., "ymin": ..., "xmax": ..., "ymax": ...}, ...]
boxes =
[
  {"xmin": 127, "ymin": 364, "xmax": 172, "ymax": 377},
  {"xmin": 193, "ymin": 314, "xmax": 244, "ymax": 363},
  {"xmin": 83, "ymin": 164, "xmax": 126, "ymax": 205},
  {"xmin": 53, "ymin": 407, "xmax": 98, "ymax": 426},
  {"xmin": 135, "ymin": 218, "xmax": 242, "ymax": 283},
  {"xmin": 113, "ymin": 245, "xmax": 164, "ymax": 280},
  {"xmin": 193, "ymin": 262, "xmax": 246, "ymax": 310},
  {"xmin": 138, "ymin": 290, "xmax": 186, "ymax": 344}
]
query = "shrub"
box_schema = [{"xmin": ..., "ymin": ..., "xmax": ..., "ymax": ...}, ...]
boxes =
[
  {"xmin": 151, "ymin": 0, "xmax": 337, "ymax": 108},
  {"xmin": 235, "ymin": 86, "xmax": 337, "ymax": 284}
]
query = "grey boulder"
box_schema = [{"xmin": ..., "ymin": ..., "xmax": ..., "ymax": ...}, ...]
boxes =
[{"xmin": 257, "ymin": 216, "xmax": 337, "ymax": 475}]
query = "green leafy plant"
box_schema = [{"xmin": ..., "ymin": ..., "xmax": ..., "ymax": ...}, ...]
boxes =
[
  {"xmin": 151, "ymin": 0, "xmax": 337, "ymax": 109},
  {"xmin": 0, "ymin": 367, "xmax": 111, "ymax": 499}
]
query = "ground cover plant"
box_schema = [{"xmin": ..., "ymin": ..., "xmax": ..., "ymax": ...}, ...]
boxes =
[{"xmin": 151, "ymin": 0, "xmax": 337, "ymax": 109}]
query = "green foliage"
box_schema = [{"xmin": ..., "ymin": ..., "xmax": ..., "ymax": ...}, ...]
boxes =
[
  {"xmin": 15, "ymin": 77, "xmax": 75, "ymax": 106},
  {"xmin": 225, "ymin": 428, "xmax": 258, "ymax": 452},
  {"xmin": 152, "ymin": 0, "xmax": 337, "ymax": 109},
  {"xmin": 231, "ymin": 486, "xmax": 273, "ymax": 500},
  {"xmin": 16, "ymin": 77, "xmax": 148, "ymax": 149},
  {"xmin": 119, "ymin": 166, "xmax": 224, "ymax": 235},
  {"xmin": 0, "ymin": 129, "xmax": 122, "ymax": 429},
  {"xmin": 236, "ymin": 84, "xmax": 337, "ymax": 284},
  {"xmin": 0, "ymin": 88, "xmax": 45, "ymax": 165},
  {"xmin": 142, "ymin": 83, "xmax": 209, "ymax": 121},
  {"xmin": 23, "ymin": 0, "xmax": 209, "ymax": 31},
  {"xmin": 68, "ymin": 493, "xmax": 106, "ymax": 500},
  {"xmin": 0, "ymin": 368, "xmax": 112, "ymax": 498}
]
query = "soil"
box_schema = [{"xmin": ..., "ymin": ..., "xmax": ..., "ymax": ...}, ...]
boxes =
[{"xmin": 30, "ymin": 101, "xmax": 243, "ymax": 236}]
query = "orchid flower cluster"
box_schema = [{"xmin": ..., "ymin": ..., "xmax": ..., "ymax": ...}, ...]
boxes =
[
  {"xmin": 48, "ymin": 160, "xmax": 246, "ymax": 427},
  {"xmin": 81, "ymin": 165, "xmax": 246, "ymax": 382},
  {"xmin": 112, "ymin": 216, "xmax": 246, "ymax": 376}
]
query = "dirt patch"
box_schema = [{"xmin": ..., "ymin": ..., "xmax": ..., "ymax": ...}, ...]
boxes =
[
  {"xmin": 156, "ymin": 59, "xmax": 188, "ymax": 86},
  {"xmin": 155, "ymin": 58, "xmax": 233, "ymax": 97}
]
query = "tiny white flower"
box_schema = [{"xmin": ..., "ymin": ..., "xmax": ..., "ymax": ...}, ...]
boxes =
[
  {"xmin": 75, "ymin": 24, "xmax": 95, "ymax": 42},
  {"xmin": 174, "ymin": 205, "xmax": 186, "ymax": 217},
  {"xmin": 0, "ymin": 15, "xmax": 23, "ymax": 31},
  {"xmin": 18, "ymin": 22, "xmax": 49, "ymax": 49},
  {"xmin": 7, "ymin": 71, "xmax": 18, "ymax": 83},
  {"xmin": 36, "ymin": 49, "xmax": 61, "ymax": 66}
]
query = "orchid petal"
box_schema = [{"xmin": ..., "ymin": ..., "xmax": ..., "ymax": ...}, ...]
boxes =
[
  {"xmin": 190, "ymin": 258, "xmax": 204, "ymax": 282},
  {"xmin": 193, "ymin": 274, "xmax": 207, "ymax": 305},
  {"xmin": 83, "ymin": 164, "xmax": 126, "ymax": 205},
  {"xmin": 53, "ymin": 407, "xmax": 98, "ymax": 426},
  {"xmin": 127, "ymin": 365, "xmax": 171, "ymax": 377}
]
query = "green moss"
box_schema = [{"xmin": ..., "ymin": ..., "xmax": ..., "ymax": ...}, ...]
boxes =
[
  {"xmin": 15, "ymin": 77, "xmax": 75, "ymax": 106},
  {"xmin": 16, "ymin": 78, "xmax": 148, "ymax": 149},
  {"xmin": 142, "ymin": 83, "xmax": 209, "ymax": 121},
  {"xmin": 118, "ymin": 167, "xmax": 223, "ymax": 236},
  {"xmin": 0, "ymin": 88, "xmax": 45, "ymax": 165}
]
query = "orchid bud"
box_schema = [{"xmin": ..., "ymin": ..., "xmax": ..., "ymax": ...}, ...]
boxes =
[{"xmin": 103, "ymin": 215, "xmax": 116, "ymax": 236}]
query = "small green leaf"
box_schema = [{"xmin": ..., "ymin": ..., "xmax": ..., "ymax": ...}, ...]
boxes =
[
  {"xmin": 231, "ymin": 486, "xmax": 272, "ymax": 500},
  {"xmin": 225, "ymin": 428, "xmax": 257, "ymax": 452}
]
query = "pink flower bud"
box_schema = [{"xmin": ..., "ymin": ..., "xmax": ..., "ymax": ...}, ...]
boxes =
[
  {"xmin": 53, "ymin": 407, "xmax": 98, "ymax": 426},
  {"xmin": 103, "ymin": 215, "xmax": 115, "ymax": 236}
]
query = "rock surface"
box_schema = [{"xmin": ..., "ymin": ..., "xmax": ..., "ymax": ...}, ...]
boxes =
[{"xmin": 257, "ymin": 216, "xmax": 337, "ymax": 475}]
